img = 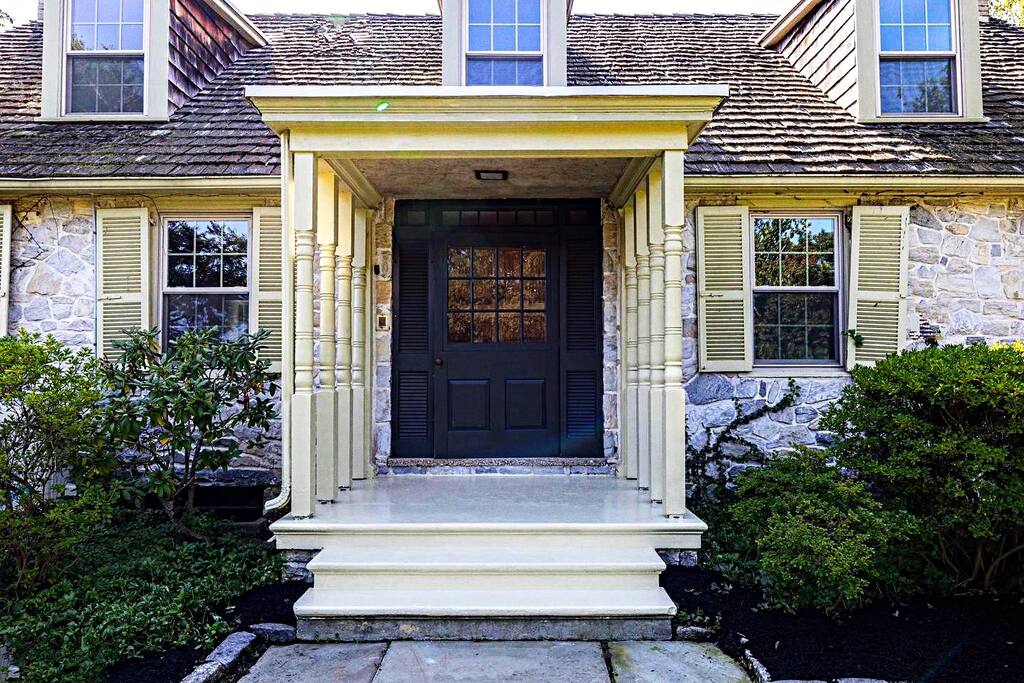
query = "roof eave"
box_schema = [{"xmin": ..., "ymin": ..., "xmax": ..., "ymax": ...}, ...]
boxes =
[
  {"xmin": 211, "ymin": 0, "xmax": 269, "ymax": 47},
  {"xmin": 759, "ymin": 0, "xmax": 824, "ymax": 48}
]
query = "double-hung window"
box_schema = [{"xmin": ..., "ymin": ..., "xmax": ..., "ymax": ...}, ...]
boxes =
[
  {"xmin": 752, "ymin": 214, "xmax": 843, "ymax": 364},
  {"xmin": 67, "ymin": 0, "xmax": 146, "ymax": 114},
  {"xmin": 878, "ymin": 0, "xmax": 958, "ymax": 115},
  {"xmin": 163, "ymin": 218, "xmax": 251, "ymax": 345},
  {"xmin": 465, "ymin": 0, "xmax": 544, "ymax": 86}
]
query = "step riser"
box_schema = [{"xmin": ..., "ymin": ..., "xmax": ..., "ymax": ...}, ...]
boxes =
[
  {"xmin": 312, "ymin": 572, "xmax": 663, "ymax": 591},
  {"xmin": 277, "ymin": 531, "xmax": 700, "ymax": 552},
  {"xmin": 296, "ymin": 617, "xmax": 673, "ymax": 642}
]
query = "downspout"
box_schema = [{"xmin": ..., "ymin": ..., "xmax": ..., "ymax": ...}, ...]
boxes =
[
  {"xmin": 91, "ymin": 194, "xmax": 98, "ymax": 354},
  {"xmin": 265, "ymin": 130, "xmax": 292, "ymax": 513}
]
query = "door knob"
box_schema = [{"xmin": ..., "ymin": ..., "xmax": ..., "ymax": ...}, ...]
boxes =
[{"xmin": 434, "ymin": 357, "xmax": 444, "ymax": 368}]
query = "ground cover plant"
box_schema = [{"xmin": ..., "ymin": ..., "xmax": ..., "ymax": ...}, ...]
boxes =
[{"xmin": 0, "ymin": 511, "xmax": 280, "ymax": 683}]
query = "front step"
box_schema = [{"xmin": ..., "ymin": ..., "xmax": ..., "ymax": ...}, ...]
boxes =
[{"xmin": 294, "ymin": 540, "xmax": 678, "ymax": 641}]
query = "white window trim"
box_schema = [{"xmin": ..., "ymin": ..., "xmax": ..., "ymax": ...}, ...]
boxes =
[
  {"xmin": 748, "ymin": 211, "xmax": 847, "ymax": 369},
  {"xmin": 159, "ymin": 214, "xmax": 254, "ymax": 347},
  {"xmin": 855, "ymin": 0, "xmax": 985, "ymax": 123},
  {"xmin": 874, "ymin": 0, "xmax": 962, "ymax": 118},
  {"xmin": 460, "ymin": 0, "xmax": 547, "ymax": 86},
  {"xmin": 40, "ymin": 0, "xmax": 169, "ymax": 121}
]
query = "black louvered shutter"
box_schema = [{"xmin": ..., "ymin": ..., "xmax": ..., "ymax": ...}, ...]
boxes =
[
  {"xmin": 392, "ymin": 239, "xmax": 432, "ymax": 457},
  {"xmin": 560, "ymin": 207, "xmax": 603, "ymax": 457}
]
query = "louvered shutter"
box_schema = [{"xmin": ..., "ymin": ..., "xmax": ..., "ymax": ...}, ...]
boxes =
[
  {"xmin": 253, "ymin": 207, "xmax": 284, "ymax": 372},
  {"xmin": 697, "ymin": 206, "xmax": 752, "ymax": 372},
  {"xmin": 393, "ymin": 239, "xmax": 431, "ymax": 457},
  {"xmin": 96, "ymin": 207, "xmax": 149, "ymax": 359},
  {"xmin": 0, "ymin": 205, "xmax": 11, "ymax": 336},
  {"xmin": 848, "ymin": 206, "xmax": 909, "ymax": 369}
]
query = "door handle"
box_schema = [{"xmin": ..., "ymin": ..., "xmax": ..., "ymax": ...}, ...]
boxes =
[{"xmin": 434, "ymin": 357, "xmax": 444, "ymax": 368}]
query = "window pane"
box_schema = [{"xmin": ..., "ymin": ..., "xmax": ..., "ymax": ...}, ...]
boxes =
[
  {"xmin": 167, "ymin": 221, "xmax": 193, "ymax": 253},
  {"xmin": 781, "ymin": 254, "xmax": 807, "ymax": 287},
  {"xmin": 755, "ymin": 253, "xmax": 780, "ymax": 287},
  {"xmin": 808, "ymin": 254, "xmax": 836, "ymax": 287},
  {"xmin": 122, "ymin": 0, "xmax": 144, "ymax": 22},
  {"xmin": 473, "ymin": 313, "xmax": 497, "ymax": 344},
  {"xmin": 807, "ymin": 219, "xmax": 835, "ymax": 252},
  {"xmin": 166, "ymin": 294, "xmax": 249, "ymax": 343},
  {"xmin": 469, "ymin": 24, "xmax": 491, "ymax": 51},
  {"xmin": 927, "ymin": 25, "xmax": 951, "ymax": 51},
  {"xmin": 493, "ymin": 0, "xmax": 516, "ymax": 23},
  {"xmin": 492, "ymin": 59, "xmax": 517, "ymax": 84},
  {"xmin": 167, "ymin": 255, "xmax": 194, "ymax": 287},
  {"xmin": 473, "ymin": 248, "xmax": 496, "ymax": 277},
  {"xmin": 753, "ymin": 218, "xmax": 779, "ymax": 252},
  {"xmin": 523, "ymin": 313, "xmax": 546, "ymax": 342},
  {"xmin": 493, "ymin": 25, "xmax": 516, "ymax": 51},
  {"xmin": 517, "ymin": 59, "xmax": 543, "ymax": 86},
  {"xmin": 68, "ymin": 56, "xmax": 144, "ymax": 113},
  {"xmin": 903, "ymin": 25, "xmax": 927, "ymax": 51},
  {"xmin": 73, "ymin": 0, "xmax": 97, "ymax": 23},
  {"xmin": 195, "ymin": 221, "xmax": 221, "ymax": 253},
  {"xmin": 97, "ymin": 0, "xmax": 120, "ymax": 22},
  {"xmin": 499, "ymin": 313, "xmax": 521, "ymax": 343},
  {"xmin": 518, "ymin": 25, "xmax": 541, "ymax": 51},
  {"xmin": 468, "ymin": 0, "xmax": 491, "ymax": 23},
  {"xmin": 498, "ymin": 248, "xmax": 520, "ymax": 278},
  {"xmin": 753, "ymin": 293, "xmax": 837, "ymax": 362},
  {"xmin": 523, "ymin": 280, "xmax": 545, "ymax": 309},
  {"xmin": 196, "ymin": 256, "xmax": 222, "ymax": 287},
  {"xmin": 71, "ymin": 24, "xmax": 95, "ymax": 50},
  {"xmin": 523, "ymin": 249, "xmax": 545, "ymax": 276},
  {"xmin": 780, "ymin": 219, "xmax": 806, "ymax": 251},
  {"xmin": 881, "ymin": 25, "xmax": 903, "ymax": 51},
  {"xmin": 927, "ymin": 0, "xmax": 951, "ymax": 23},
  {"xmin": 449, "ymin": 313, "xmax": 471, "ymax": 343},
  {"xmin": 473, "ymin": 280, "xmax": 496, "ymax": 309},
  {"xmin": 904, "ymin": 0, "xmax": 926, "ymax": 22},
  {"xmin": 222, "ymin": 221, "xmax": 248, "ymax": 253},
  {"xmin": 519, "ymin": 0, "xmax": 541, "ymax": 23},
  {"xmin": 121, "ymin": 23, "xmax": 144, "ymax": 50},
  {"xmin": 222, "ymin": 256, "xmax": 248, "ymax": 288},
  {"xmin": 449, "ymin": 248, "xmax": 471, "ymax": 277},
  {"xmin": 879, "ymin": 0, "xmax": 902, "ymax": 23},
  {"xmin": 879, "ymin": 58, "xmax": 955, "ymax": 114},
  {"xmin": 499, "ymin": 279, "xmax": 522, "ymax": 309},
  {"xmin": 466, "ymin": 58, "xmax": 492, "ymax": 85}
]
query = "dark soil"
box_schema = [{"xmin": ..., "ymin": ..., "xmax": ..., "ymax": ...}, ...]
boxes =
[
  {"xmin": 662, "ymin": 566, "xmax": 1024, "ymax": 683},
  {"xmin": 104, "ymin": 582, "xmax": 306, "ymax": 683}
]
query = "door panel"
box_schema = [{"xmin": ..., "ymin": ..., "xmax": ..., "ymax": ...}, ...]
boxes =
[{"xmin": 392, "ymin": 201, "xmax": 602, "ymax": 460}]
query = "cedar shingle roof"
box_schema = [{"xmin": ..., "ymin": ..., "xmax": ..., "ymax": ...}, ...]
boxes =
[{"xmin": 1, "ymin": 12, "xmax": 1023, "ymax": 179}]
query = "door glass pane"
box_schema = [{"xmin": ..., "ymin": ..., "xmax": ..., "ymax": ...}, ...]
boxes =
[
  {"xmin": 473, "ymin": 313, "xmax": 497, "ymax": 344},
  {"xmin": 449, "ymin": 313, "xmax": 471, "ymax": 343},
  {"xmin": 499, "ymin": 312, "xmax": 521, "ymax": 343}
]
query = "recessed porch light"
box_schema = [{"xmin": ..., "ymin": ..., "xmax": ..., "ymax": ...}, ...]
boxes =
[{"xmin": 475, "ymin": 170, "xmax": 509, "ymax": 181}]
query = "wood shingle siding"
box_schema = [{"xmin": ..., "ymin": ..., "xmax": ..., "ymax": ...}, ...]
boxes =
[
  {"xmin": 168, "ymin": 0, "xmax": 255, "ymax": 114},
  {"xmin": 777, "ymin": 0, "xmax": 859, "ymax": 117}
]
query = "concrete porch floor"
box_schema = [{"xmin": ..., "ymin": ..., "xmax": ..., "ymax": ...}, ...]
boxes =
[{"xmin": 272, "ymin": 475, "xmax": 706, "ymax": 534}]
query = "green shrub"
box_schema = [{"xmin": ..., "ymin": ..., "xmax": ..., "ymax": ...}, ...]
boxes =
[
  {"xmin": 100, "ymin": 329, "xmax": 278, "ymax": 539},
  {"xmin": 729, "ymin": 449, "xmax": 915, "ymax": 615},
  {"xmin": 0, "ymin": 332, "xmax": 117, "ymax": 592},
  {"xmin": 821, "ymin": 343, "xmax": 1024, "ymax": 593},
  {"xmin": 0, "ymin": 512, "xmax": 280, "ymax": 683}
]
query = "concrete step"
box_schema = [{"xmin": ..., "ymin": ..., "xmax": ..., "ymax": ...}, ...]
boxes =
[
  {"xmin": 306, "ymin": 544, "xmax": 666, "ymax": 591},
  {"xmin": 294, "ymin": 586, "xmax": 677, "ymax": 618}
]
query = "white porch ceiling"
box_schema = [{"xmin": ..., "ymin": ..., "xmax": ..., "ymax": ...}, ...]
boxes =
[{"xmin": 350, "ymin": 157, "xmax": 631, "ymax": 200}]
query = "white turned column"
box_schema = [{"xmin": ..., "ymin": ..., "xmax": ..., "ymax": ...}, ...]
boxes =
[
  {"xmin": 335, "ymin": 189, "xmax": 354, "ymax": 490},
  {"xmin": 647, "ymin": 160, "xmax": 667, "ymax": 503},
  {"xmin": 622, "ymin": 200, "xmax": 639, "ymax": 481},
  {"xmin": 315, "ymin": 161, "xmax": 339, "ymax": 502},
  {"xmin": 662, "ymin": 150, "xmax": 688, "ymax": 517},
  {"xmin": 635, "ymin": 185, "xmax": 652, "ymax": 493},
  {"xmin": 290, "ymin": 152, "xmax": 317, "ymax": 517},
  {"xmin": 351, "ymin": 208, "xmax": 368, "ymax": 481}
]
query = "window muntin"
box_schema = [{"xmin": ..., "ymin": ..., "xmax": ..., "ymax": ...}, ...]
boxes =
[
  {"xmin": 163, "ymin": 219, "xmax": 251, "ymax": 344},
  {"xmin": 465, "ymin": 0, "xmax": 544, "ymax": 86},
  {"xmin": 66, "ymin": 0, "xmax": 145, "ymax": 114},
  {"xmin": 752, "ymin": 216, "xmax": 842, "ymax": 364},
  {"xmin": 878, "ymin": 0, "xmax": 958, "ymax": 115},
  {"xmin": 447, "ymin": 246, "xmax": 547, "ymax": 344}
]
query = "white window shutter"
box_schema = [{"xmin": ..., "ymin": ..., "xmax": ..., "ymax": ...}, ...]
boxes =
[
  {"xmin": 252, "ymin": 207, "xmax": 284, "ymax": 372},
  {"xmin": 697, "ymin": 206, "xmax": 753, "ymax": 372},
  {"xmin": 96, "ymin": 207, "xmax": 150, "ymax": 358},
  {"xmin": 0, "ymin": 205, "xmax": 12, "ymax": 336},
  {"xmin": 848, "ymin": 206, "xmax": 910, "ymax": 369}
]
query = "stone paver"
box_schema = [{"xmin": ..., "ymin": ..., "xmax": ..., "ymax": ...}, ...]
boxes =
[
  {"xmin": 609, "ymin": 641, "xmax": 751, "ymax": 683},
  {"xmin": 238, "ymin": 643, "xmax": 387, "ymax": 683},
  {"xmin": 373, "ymin": 641, "xmax": 609, "ymax": 683}
]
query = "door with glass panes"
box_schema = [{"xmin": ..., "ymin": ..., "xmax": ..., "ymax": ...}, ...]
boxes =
[{"xmin": 391, "ymin": 201, "xmax": 603, "ymax": 460}]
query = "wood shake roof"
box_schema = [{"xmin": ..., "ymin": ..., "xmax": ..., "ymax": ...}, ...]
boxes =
[{"xmin": 1, "ymin": 12, "xmax": 1023, "ymax": 179}]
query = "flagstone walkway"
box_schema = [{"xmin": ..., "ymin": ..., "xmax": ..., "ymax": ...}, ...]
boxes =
[{"xmin": 237, "ymin": 640, "xmax": 751, "ymax": 683}]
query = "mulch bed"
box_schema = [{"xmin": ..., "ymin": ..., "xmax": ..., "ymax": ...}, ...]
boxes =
[
  {"xmin": 104, "ymin": 582, "xmax": 307, "ymax": 683},
  {"xmin": 662, "ymin": 566, "xmax": 1024, "ymax": 683}
]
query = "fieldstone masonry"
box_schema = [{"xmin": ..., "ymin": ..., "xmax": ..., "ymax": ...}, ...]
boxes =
[{"xmin": 5, "ymin": 192, "xmax": 1022, "ymax": 490}]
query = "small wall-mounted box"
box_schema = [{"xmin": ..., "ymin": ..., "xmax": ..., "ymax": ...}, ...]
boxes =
[{"xmin": 376, "ymin": 311, "xmax": 392, "ymax": 332}]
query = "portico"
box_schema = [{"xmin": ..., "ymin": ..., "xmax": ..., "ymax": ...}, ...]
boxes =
[{"xmin": 246, "ymin": 85, "xmax": 727, "ymax": 635}]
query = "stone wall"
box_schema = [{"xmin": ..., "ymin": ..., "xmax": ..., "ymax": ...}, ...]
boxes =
[
  {"xmin": 681, "ymin": 193, "xmax": 1024, "ymax": 475},
  {"xmin": 3, "ymin": 193, "xmax": 283, "ymax": 493}
]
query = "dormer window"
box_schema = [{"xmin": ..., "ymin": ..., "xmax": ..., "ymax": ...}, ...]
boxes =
[
  {"xmin": 878, "ymin": 0, "xmax": 959, "ymax": 115},
  {"xmin": 67, "ymin": 0, "xmax": 146, "ymax": 113},
  {"xmin": 465, "ymin": 0, "xmax": 544, "ymax": 86}
]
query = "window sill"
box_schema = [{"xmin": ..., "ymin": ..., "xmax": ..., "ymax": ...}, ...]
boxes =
[
  {"xmin": 858, "ymin": 115, "xmax": 989, "ymax": 125},
  {"xmin": 35, "ymin": 114, "xmax": 169, "ymax": 123},
  {"xmin": 736, "ymin": 365, "xmax": 851, "ymax": 379}
]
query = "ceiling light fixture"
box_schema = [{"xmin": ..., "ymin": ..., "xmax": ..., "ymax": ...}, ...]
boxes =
[{"xmin": 475, "ymin": 170, "xmax": 509, "ymax": 181}]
